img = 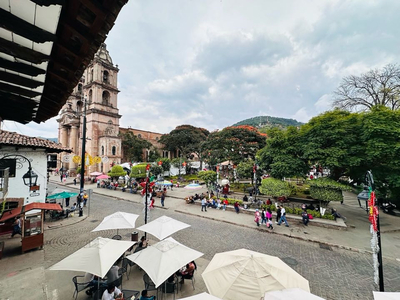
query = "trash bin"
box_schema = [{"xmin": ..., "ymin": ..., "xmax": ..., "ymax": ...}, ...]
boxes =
[{"xmin": 131, "ymin": 231, "xmax": 139, "ymax": 242}]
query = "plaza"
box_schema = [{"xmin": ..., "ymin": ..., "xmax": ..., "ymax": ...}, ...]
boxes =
[{"xmin": 1, "ymin": 175, "xmax": 399, "ymax": 299}]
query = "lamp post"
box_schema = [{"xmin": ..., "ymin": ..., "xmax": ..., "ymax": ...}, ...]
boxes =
[
  {"xmin": 79, "ymin": 96, "xmax": 87, "ymax": 196},
  {"xmin": 0, "ymin": 154, "xmax": 38, "ymax": 189}
]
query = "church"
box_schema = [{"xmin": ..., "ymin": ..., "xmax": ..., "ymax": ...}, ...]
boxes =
[{"xmin": 57, "ymin": 44, "xmax": 171, "ymax": 175}]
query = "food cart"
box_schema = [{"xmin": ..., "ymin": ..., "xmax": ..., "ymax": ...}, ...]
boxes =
[{"xmin": 0, "ymin": 203, "xmax": 62, "ymax": 253}]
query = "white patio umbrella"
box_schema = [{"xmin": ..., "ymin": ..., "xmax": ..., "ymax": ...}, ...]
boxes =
[
  {"xmin": 184, "ymin": 183, "xmax": 202, "ymax": 190},
  {"xmin": 49, "ymin": 237, "xmax": 135, "ymax": 278},
  {"xmin": 202, "ymin": 248, "xmax": 310, "ymax": 300},
  {"xmin": 91, "ymin": 211, "xmax": 139, "ymax": 236},
  {"xmin": 373, "ymin": 291, "xmax": 400, "ymax": 300},
  {"xmin": 90, "ymin": 171, "xmax": 103, "ymax": 176},
  {"xmin": 178, "ymin": 292, "xmax": 222, "ymax": 300},
  {"xmin": 136, "ymin": 215, "xmax": 191, "ymax": 240},
  {"xmin": 264, "ymin": 288, "xmax": 325, "ymax": 300},
  {"xmin": 126, "ymin": 237, "xmax": 203, "ymax": 288}
]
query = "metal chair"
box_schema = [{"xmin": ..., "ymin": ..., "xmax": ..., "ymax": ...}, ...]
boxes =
[
  {"xmin": 161, "ymin": 280, "xmax": 177, "ymax": 300},
  {"xmin": 72, "ymin": 275, "xmax": 90, "ymax": 300},
  {"xmin": 143, "ymin": 273, "xmax": 158, "ymax": 298},
  {"xmin": 121, "ymin": 289, "xmax": 140, "ymax": 300},
  {"xmin": 120, "ymin": 257, "xmax": 130, "ymax": 280}
]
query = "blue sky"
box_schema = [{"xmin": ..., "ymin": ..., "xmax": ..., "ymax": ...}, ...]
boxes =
[{"xmin": 4, "ymin": 0, "xmax": 400, "ymax": 137}]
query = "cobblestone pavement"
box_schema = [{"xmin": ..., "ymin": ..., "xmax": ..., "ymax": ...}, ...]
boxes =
[{"xmin": 40, "ymin": 183, "xmax": 400, "ymax": 300}]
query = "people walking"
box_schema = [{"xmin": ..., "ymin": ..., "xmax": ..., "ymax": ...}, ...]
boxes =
[
  {"xmin": 254, "ymin": 209, "xmax": 261, "ymax": 226},
  {"xmin": 266, "ymin": 207, "xmax": 273, "ymax": 229},
  {"xmin": 234, "ymin": 201, "xmax": 240, "ymax": 214},
  {"xmin": 261, "ymin": 208, "xmax": 267, "ymax": 225},
  {"xmin": 276, "ymin": 205, "xmax": 281, "ymax": 223},
  {"xmin": 201, "ymin": 197, "xmax": 207, "ymax": 212},
  {"xmin": 277, "ymin": 206, "xmax": 289, "ymax": 227}
]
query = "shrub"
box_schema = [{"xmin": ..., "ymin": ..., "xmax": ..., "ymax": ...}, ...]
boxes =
[
  {"xmin": 260, "ymin": 178, "xmax": 292, "ymax": 198},
  {"xmin": 130, "ymin": 163, "xmax": 147, "ymax": 178},
  {"xmin": 108, "ymin": 165, "xmax": 127, "ymax": 178},
  {"xmin": 309, "ymin": 178, "xmax": 352, "ymax": 202}
]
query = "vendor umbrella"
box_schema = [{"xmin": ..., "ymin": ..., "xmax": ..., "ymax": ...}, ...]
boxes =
[
  {"xmin": 264, "ymin": 288, "xmax": 325, "ymax": 300},
  {"xmin": 373, "ymin": 292, "xmax": 400, "ymax": 300},
  {"xmin": 178, "ymin": 293, "xmax": 222, "ymax": 300},
  {"xmin": 126, "ymin": 237, "xmax": 203, "ymax": 288},
  {"xmin": 136, "ymin": 215, "xmax": 190, "ymax": 240},
  {"xmin": 184, "ymin": 183, "xmax": 202, "ymax": 190},
  {"xmin": 47, "ymin": 191, "xmax": 78, "ymax": 200},
  {"xmin": 90, "ymin": 171, "xmax": 103, "ymax": 176},
  {"xmin": 202, "ymin": 248, "xmax": 310, "ymax": 300},
  {"xmin": 96, "ymin": 174, "xmax": 110, "ymax": 180},
  {"xmin": 156, "ymin": 180, "xmax": 173, "ymax": 186},
  {"xmin": 92, "ymin": 211, "xmax": 139, "ymax": 238},
  {"xmin": 49, "ymin": 237, "xmax": 135, "ymax": 278}
]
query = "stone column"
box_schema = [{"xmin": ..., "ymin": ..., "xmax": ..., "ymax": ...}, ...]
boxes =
[
  {"xmin": 69, "ymin": 126, "xmax": 78, "ymax": 170},
  {"xmin": 59, "ymin": 126, "xmax": 68, "ymax": 170}
]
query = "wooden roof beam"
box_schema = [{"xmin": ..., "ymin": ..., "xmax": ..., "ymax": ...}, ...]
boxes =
[
  {"xmin": 0, "ymin": 70, "xmax": 44, "ymax": 89},
  {"xmin": 0, "ymin": 37, "xmax": 50, "ymax": 64},
  {"xmin": 0, "ymin": 82, "xmax": 42, "ymax": 98},
  {"xmin": 0, "ymin": 57, "xmax": 45, "ymax": 77},
  {"xmin": 0, "ymin": 8, "xmax": 57, "ymax": 43}
]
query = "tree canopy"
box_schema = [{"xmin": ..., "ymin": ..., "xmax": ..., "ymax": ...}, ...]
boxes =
[
  {"xmin": 259, "ymin": 178, "xmax": 292, "ymax": 198},
  {"xmin": 120, "ymin": 131, "xmax": 152, "ymax": 162},
  {"xmin": 108, "ymin": 165, "xmax": 127, "ymax": 178},
  {"xmin": 333, "ymin": 64, "xmax": 400, "ymax": 111},
  {"xmin": 198, "ymin": 170, "xmax": 217, "ymax": 188},
  {"xmin": 257, "ymin": 126, "xmax": 308, "ymax": 179},
  {"xmin": 159, "ymin": 125, "xmax": 209, "ymax": 160},
  {"xmin": 203, "ymin": 125, "xmax": 266, "ymax": 166}
]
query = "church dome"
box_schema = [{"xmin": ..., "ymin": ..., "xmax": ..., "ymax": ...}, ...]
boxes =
[{"xmin": 94, "ymin": 43, "xmax": 113, "ymax": 65}]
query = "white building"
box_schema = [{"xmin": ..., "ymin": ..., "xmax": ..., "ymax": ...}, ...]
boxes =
[{"xmin": 0, "ymin": 130, "xmax": 70, "ymax": 210}]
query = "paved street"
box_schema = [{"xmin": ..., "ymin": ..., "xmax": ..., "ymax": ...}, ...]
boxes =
[{"xmin": 1, "ymin": 181, "xmax": 400, "ymax": 300}]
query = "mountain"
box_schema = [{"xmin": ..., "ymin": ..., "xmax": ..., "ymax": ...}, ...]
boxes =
[{"xmin": 232, "ymin": 116, "xmax": 303, "ymax": 129}]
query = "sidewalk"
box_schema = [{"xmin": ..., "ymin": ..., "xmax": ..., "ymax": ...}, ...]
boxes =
[{"xmin": 49, "ymin": 175, "xmax": 400, "ymax": 260}]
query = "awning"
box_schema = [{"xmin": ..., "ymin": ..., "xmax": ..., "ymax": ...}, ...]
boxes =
[
  {"xmin": 0, "ymin": 202, "xmax": 62, "ymax": 222},
  {"xmin": 0, "ymin": 0, "xmax": 128, "ymax": 124}
]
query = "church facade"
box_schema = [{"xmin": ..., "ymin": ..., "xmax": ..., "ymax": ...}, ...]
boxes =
[{"xmin": 57, "ymin": 44, "xmax": 122, "ymax": 174}]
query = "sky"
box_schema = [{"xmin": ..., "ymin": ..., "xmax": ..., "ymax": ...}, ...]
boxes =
[{"xmin": 3, "ymin": 0, "xmax": 400, "ymax": 138}]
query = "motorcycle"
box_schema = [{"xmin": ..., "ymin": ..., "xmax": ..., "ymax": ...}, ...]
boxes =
[{"xmin": 380, "ymin": 201, "xmax": 397, "ymax": 214}]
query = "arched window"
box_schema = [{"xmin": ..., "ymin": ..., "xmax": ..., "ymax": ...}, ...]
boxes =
[
  {"xmin": 102, "ymin": 91, "xmax": 110, "ymax": 105},
  {"xmin": 89, "ymin": 89, "xmax": 92, "ymax": 104},
  {"xmin": 77, "ymin": 83, "xmax": 82, "ymax": 94},
  {"xmin": 112, "ymin": 146, "xmax": 116, "ymax": 155},
  {"xmin": 155, "ymin": 137, "xmax": 159, "ymax": 141},
  {"xmin": 138, "ymin": 134, "xmax": 142, "ymax": 138},
  {"xmin": 101, "ymin": 146, "xmax": 104, "ymax": 155},
  {"xmin": 103, "ymin": 70, "xmax": 109, "ymax": 83},
  {"xmin": 90, "ymin": 69, "xmax": 94, "ymax": 82}
]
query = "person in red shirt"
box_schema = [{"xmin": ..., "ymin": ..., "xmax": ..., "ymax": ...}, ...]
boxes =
[
  {"xmin": 234, "ymin": 201, "xmax": 240, "ymax": 214},
  {"xmin": 223, "ymin": 199, "xmax": 229, "ymax": 211}
]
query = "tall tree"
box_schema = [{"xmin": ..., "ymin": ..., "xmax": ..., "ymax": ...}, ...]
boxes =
[
  {"xmin": 203, "ymin": 125, "xmax": 266, "ymax": 166},
  {"xmin": 159, "ymin": 125, "xmax": 209, "ymax": 166},
  {"xmin": 120, "ymin": 131, "xmax": 152, "ymax": 162},
  {"xmin": 300, "ymin": 110, "xmax": 362, "ymax": 180},
  {"xmin": 257, "ymin": 126, "xmax": 309, "ymax": 179},
  {"xmin": 333, "ymin": 64, "xmax": 400, "ymax": 111}
]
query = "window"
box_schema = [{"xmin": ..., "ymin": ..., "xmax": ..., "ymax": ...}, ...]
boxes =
[
  {"xmin": 77, "ymin": 83, "xmax": 82, "ymax": 94},
  {"xmin": 101, "ymin": 146, "xmax": 104, "ymax": 155},
  {"xmin": 90, "ymin": 69, "xmax": 94, "ymax": 82},
  {"xmin": 138, "ymin": 134, "xmax": 141, "ymax": 138},
  {"xmin": 102, "ymin": 91, "xmax": 110, "ymax": 105},
  {"xmin": 112, "ymin": 146, "xmax": 116, "ymax": 155},
  {"xmin": 155, "ymin": 137, "xmax": 159, "ymax": 141},
  {"xmin": 89, "ymin": 89, "xmax": 92, "ymax": 103},
  {"xmin": 103, "ymin": 70, "xmax": 109, "ymax": 83}
]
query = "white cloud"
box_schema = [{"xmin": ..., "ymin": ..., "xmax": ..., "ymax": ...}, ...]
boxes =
[{"xmin": 9, "ymin": 0, "xmax": 400, "ymax": 137}]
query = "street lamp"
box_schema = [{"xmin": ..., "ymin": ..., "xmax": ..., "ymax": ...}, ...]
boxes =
[
  {"xmin": 357, "ymin": 186, "xmax": 370, "ymax": 212},
  {"xmin": 0, "ymin": 154, "xmax": 38, "ymax": 188}
]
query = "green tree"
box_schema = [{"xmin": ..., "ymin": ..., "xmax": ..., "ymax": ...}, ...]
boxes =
[
  {"xmin": 157, "ymin": 158, "xmax": 171, "ymax": 175},
  {"xmin": 236, "ymin": 160, "xmax": 254, "ymax": 180},
  {"xmin": 150, "ymin": 164, "xmax": 163, "ymax": 177},
  {"xmin": 257, "ymin": 126, "xmax": 309, "ymax": 179},
  {"xmin": 202, "ymin": 125, "xmax": 266, "ymax": 165},
  {"xmin": 147, "ymin": 146, "xmax": 160, "ymax": 162},
  {"xmin": 130, "ymin": 163, "xmax": 147, "ymax": 179},
  {"xmin": 159, "ymin": 125, "xmax": 209, "ymax": 162},
  {"xmin": 198, "ymin": 170, "xmax": 217, "ymax": 190},
  {"xmin": 300, "ymin": 110, "xmax": 362, "ymax": 180},
  {"xmin": 108, "ymin": 165, "xmax": 127, "ymax": 178},
  {"xmin": 120, "ymin": 131, "xmax": 152, "ymax": 162},
  {"xmin": 259, "ymin": 178, "xmax": 292, "ymax": 198}
]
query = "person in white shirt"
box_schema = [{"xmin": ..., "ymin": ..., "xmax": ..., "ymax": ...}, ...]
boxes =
[
  {"xmin": 102, "ymin": 283, "xmax": 123, "ymax": 300},
  {"xmin": 277, "ymin": 206, "xmax": 289, "ymax": 227}
]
